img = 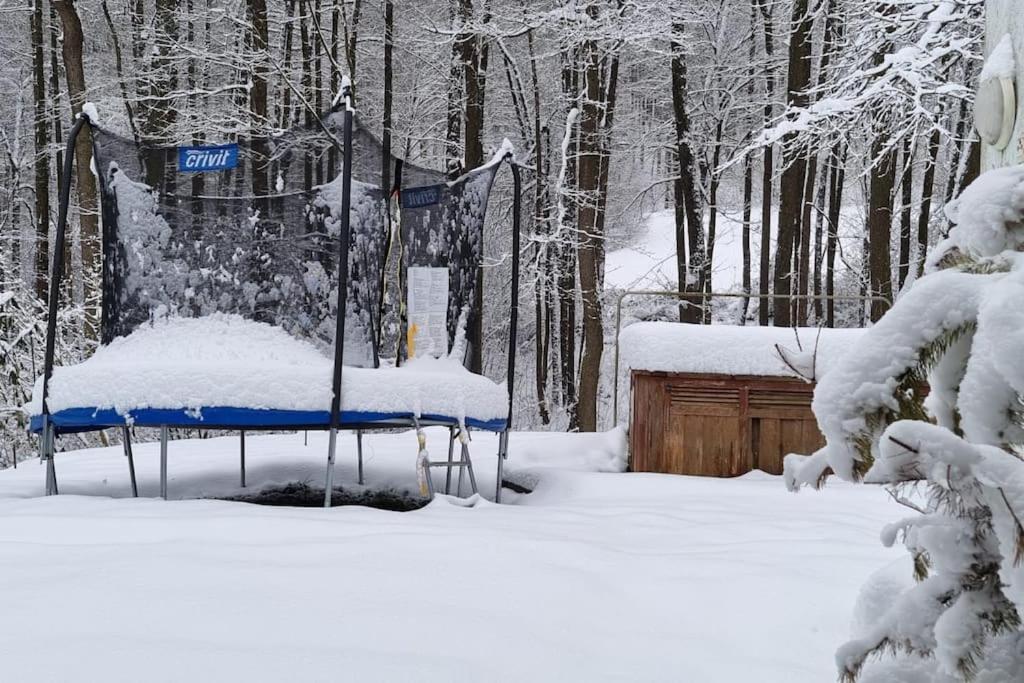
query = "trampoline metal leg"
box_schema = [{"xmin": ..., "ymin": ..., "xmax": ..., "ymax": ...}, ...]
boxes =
[
  {"xmin": 324, "ymin": 428, "xmax": 338, "ymax": 508},
  {"xmin": 159, "ymin": 425, "xmax": 168, "ymax": 500},
  {"xmin": 462, "ymin": 441, "xmax": 478, "ymax": 496},
  {"xmin": 496, "ymin": 431, "xmax": 509, "ymax": 504},
  {"xmin": 456, "ymin": 428, "xmax": 470, "ymax": 497},
  {"xmin": 445, "ymin": 427, "xmax": 456, "ymax": 495},
  {"xmin": 356, "ymin": 430, "xmax": 364, "ymax": 486},
  {"xmin": 239, "ymin": 430, "xmax": 246, "ymax": 488},
  {"xmin": 45, "ymin": 456, "xmax": 57, "ymax": 496},
  {"xmin": 122, "ymin": 427, "xmax": 138, "ymax": 498}
]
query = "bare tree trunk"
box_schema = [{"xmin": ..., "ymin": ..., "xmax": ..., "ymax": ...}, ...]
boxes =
[
  {"xmin": 757, "ymin": 0, "xmax": 774, "ymax": 326},
  {"xmin": 772, "ymin": 0, "xmax": 813, "ymax": 328},
  {"xmin": 445, "ymin": 1, "xmax": 467, "ymax": 175},
  {"xmin": 796, "ymin": 155, "xmax": 814, "ymax": 325},
  {"xmin": 897, "ymin": 137, "xmax": 914, "ymax": 290},
  {"xmin": 576, "ymin": 24, "xmax": 605, "ymax": 433},
  {"xmin": 531, "ymin": 29, "xmax": 550, "ymax": 426},
  {"xmin": 462, "ymin": 0, "xmax": 490, "ymax": 374},
  {"xmin": 916, "ymin": 127, "xmax": 940, "ymax": 276},
  {"xmin": 300, "ymin": 3, "xmax": 314, "ymax": 192},
  {"xmin": 32, "ymin": 0, "xmax": 50, "ymax": 302},
  {"xmin": 558, "ymin": 51, "xmax": 578, "ymax": 430},
  {"xmin": 100, "ymin": 0, "xmax": 139, "ymax": 144},
  {"xmin": 54, "ymin": 0, "xmax": 99, "ymax": 336},
  {"xmin": 48, "ymin": 0, "xmax": 64, "ymax": 200},
  {"xmin": 381, "ymin": 0, "xmax": 393, "ymax": 191},
  {"xmin": 247, "ymin": 0, "xmax": 270, "ymax": 202},
  {"xmin": 812, "ymin": 158, "xmax": 827, "ymax": 321},
  {"xmin": 741, "ymin": 6, "xmax": 755, "ymax": 324},
  {"xmin": 139, "ymin": 0, "xmax": 179, "ymax": 187},
  {"xmin": 868, "ymin": 132, "xmax": 895, "ymax": 322},
  {"xmin": 671, "ymin": 21, "xmax": 704, "ymax": 325},
  {"xmin": 279, "ymin": 0, "xmax": 297, "ymax": 129},
  {"xmin": 825, "ymin": 145, "xmax": 845, "ymax": 327},
  {"xmin": 704, "ymin": 118, "xmax": 723, "ymax": 323}
]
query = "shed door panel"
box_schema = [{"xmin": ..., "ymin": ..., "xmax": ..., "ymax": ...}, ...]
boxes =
[{"xmin": 661, "ymin": 384, "xmax": 744, "ymax": 477}]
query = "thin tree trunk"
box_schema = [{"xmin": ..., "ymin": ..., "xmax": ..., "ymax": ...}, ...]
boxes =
[
  {"xmin": 381, "ymin": 0, "xmax": 393, "ymax": 191},
  {"xmin": 812, "ymin": 157, "xmax": 828, "ymax": 321},
  {"xmin": 576, "ymin": 24, "xmax": 604, "ymax": 433},
  {"xmin": 741, "ymin": 6, "xmax": 755, "ymax": 324},
  {"xmin": 531, "ymin": 29, "xmax": 550, "ymax": 426},
  {"xmin": 300, "ymin": 3, "xmax": 314, "ymax": 192},
  {"xmin": 671, "ymin": 21, "xmax": 705, "ymax": 325},
  {"xmin": 771, "ymin": 0, "xmax": 813, "ymax": 328},
  {"xmin": 47, "ymin": 0, "xmax": 64, "ymax": 199},
  {"xmin": 704, "ymin": 118, "xmax": 723, "ymax": 323},
  {"xmin": 868, "ymin": 133, "xmax": 895, "ymax": 321},
  {"xmin": 558, "ymin": 50, "xmax": 578, "ymax": 430},
  {"xmin": 445, "ymin": 1, "xmax": 467, "ymax": 175},
  {"xmin": 916, "ymin": 127, "xmax": 940, "ymax": 276},
  {"xmin": 247, "ymin": 0, "xmax": 270, "ymax": 202},
  {"xmin": 32, "ymin": 0, "xmax": 50, "ymax": 302},
  {"xmin": 796, "ymin": 154, "xmax": 814, "ymax": 325},
  {"xmin": 757, "ymin": 0, "xmax": 774, "ymax": 326},
  {"xmin": 100, "ymin": 0, "xmax": 139, "ymax": 144},
  {"xmin": 825, "ymin": 145, "xmax": 845, "ymax": 327},
  {"xmin": 897, "ymin": 137, "xmax": 913, "ymax": 290},
  {"xmin": 53, "ymin": 0, "xmax": 99, "ymax": 336}
]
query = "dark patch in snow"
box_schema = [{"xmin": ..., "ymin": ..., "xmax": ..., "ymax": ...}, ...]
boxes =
[{"xmin": 222, "ymin": 481, "xmax": 428, "ymax": 511}]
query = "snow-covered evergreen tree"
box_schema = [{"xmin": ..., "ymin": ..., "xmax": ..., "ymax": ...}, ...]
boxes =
[{"xmin": 785, "ymin": 165, "xmax": 1024, "ymax": 680}]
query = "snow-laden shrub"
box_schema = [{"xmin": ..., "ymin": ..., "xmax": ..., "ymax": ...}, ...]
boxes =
[{"xmin": 785, "ymin": 166, "xmax": 1024, "ymax": 681}]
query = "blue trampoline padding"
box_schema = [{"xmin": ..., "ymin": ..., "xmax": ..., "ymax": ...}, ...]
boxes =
[{"xmin": 30, "ymin": 406, "xmax": 507, "ymax": 435}]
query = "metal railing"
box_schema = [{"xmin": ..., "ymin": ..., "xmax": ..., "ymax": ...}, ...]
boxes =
[{"xmin": 611, "ymin": 290, "xmax": 892, "ymax": 424}]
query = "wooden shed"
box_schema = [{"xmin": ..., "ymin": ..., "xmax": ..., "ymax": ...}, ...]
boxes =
[{"xmin": 620, "ymin": 322, "xmax": 863, "ymax": 477}]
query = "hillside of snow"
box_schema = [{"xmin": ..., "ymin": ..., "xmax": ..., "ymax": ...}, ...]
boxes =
[{"xmin": 605, "ymin": 208, "xmax": 861, "ymax": 293}]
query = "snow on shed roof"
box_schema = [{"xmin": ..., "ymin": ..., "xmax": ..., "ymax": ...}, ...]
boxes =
[{"xmin": 620, "ymin": 321, "xmax": 865, "ymax": 380}]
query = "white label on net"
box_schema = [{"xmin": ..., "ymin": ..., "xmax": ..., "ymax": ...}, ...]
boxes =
[{"xmin": 407, "ymin": 267, "xmax": 449, "ymax": 357}]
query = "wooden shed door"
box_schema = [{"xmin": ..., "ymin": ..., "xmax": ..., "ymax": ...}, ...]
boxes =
[
  {"xmin": 632, "ymin": 376, "xmax": 747, "ymax": 477},
  {"xmin": 749, "ymin": 388, "xmax": 824, "ymax": 474},
  {"xmin": 630, "ymin": 372, "xmax": 825, "ymax": 477}
]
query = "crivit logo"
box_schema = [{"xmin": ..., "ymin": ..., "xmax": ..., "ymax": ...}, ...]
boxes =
[
  {"xmin": 401, "ymin": 184, "xmax": 444, "ymax": 209},
  {"xmin": 177, "ymin": 144, "xmax": 239, "ymax": 173}
]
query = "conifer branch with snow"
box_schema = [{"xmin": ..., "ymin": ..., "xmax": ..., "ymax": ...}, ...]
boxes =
[{"xmin": 785, "ymin": 165, "xmax": 1024, "ymax": 681}]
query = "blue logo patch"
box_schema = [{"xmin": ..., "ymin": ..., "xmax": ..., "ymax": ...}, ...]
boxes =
[
  {"xmin": 177, "ymin": 144, "xmax": 239, "ymax": 173},
  {"xmin": 401, "ymin": 184, "xmax": 444, "ymax": 209}
]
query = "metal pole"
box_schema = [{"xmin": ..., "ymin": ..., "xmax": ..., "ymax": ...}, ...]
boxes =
[
  {"xmin": 43, "ymin": 420, "xmax": 57, "ymax": 496},
  {"xmin": 159, "ymin": 425, "xmax": 169, "ymax": 500},
  {"xmin": 324, "ymin": 428, "xmax": 337, "ymax": 507},
  {"xmin": 445, "ymin": 426, "xmax": 455, "ymax": 494},
  {"xmin": 356, "ymin": 429, "xmax": 364, "ymax": 485},
  {"xmin": 496, "ymin": 431, "xmax": 508, "ymax": 504},
  {"xmin": 461, "ymin": 440, "xmax": 478, "ymax": 496},
  {"xmin": 611, "ymin": 290, "xmax": 894, "ymax": 425},
  {"xmin": 504, "ymin": 163, "xmax": 522, "ymax": 426},
  {"xmin": 122, "ymin": 426, "xmax": 138, "ymax": 498},
  {"xmin": 324, "ymin": 84, "xmax": 353, "ymax": 508},
  {"xmin": 40, "ymin": 116, "xmax": 88, "ymax": 422},
  {"xmin": 456, "ymin": 429, "xmax": 467, "ymax": 497},
  {"xmin": 239, "ymin": 430, "xmax": 246, "ymax": 488}
]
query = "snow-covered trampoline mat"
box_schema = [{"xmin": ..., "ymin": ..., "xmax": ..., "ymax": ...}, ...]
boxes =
[{"xmin": 28, "ymin": 315, "xmax": 509, "ymax": 434}]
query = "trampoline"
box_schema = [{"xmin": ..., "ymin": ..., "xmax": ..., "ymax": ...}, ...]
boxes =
[{"xmin": 30, "ymin": 85, "xmax": 522, "ymax": 504}]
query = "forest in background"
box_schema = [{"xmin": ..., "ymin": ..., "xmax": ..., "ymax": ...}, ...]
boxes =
[{"xmin": 0, "ymin": 0, "xmax": 985, "ymax": 463}]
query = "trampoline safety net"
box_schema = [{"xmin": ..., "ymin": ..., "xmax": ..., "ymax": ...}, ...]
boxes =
[{"xmin": 91, "ymin": 107, "xmax": 505, "ymax": 368}]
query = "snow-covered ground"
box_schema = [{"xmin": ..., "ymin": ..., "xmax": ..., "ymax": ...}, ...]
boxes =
[
  {"xmin": 0, "ymin": 428, "xmax": 902, "ymax": 682},
  {"xmin": 605, "ymin": 208, "xmax": 860, "ymax": 292}
]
